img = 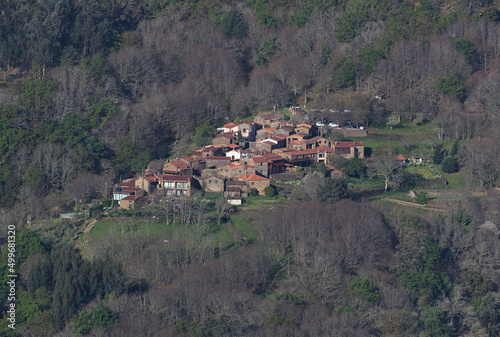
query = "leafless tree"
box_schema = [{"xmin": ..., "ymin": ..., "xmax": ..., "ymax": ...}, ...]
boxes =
[{"xmin": 370, "ymin": 155, "xmax": 403, "ymax": 192}]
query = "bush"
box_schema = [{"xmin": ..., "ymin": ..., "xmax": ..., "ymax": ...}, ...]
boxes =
[
  {"xmin": 249, "ymin": 188, "xmax": 259, "ymax": 196},
  {"xmin": 416, "ymin": 192, "xmax": 429, "ymax": 205},
  {"xmin": 345, "ymin": 158, "xmax": 366, "ymax": 178},
  {"xmin": 276, "ymin": 292, "xmax": 305, "ymax": 307},
  {"xmin": 348, "ymin": 278, "xmax": 380, "ymax": 301},
  {"xmin": 264, "ymin": 186, "xmax": 276, "ymax": 197},
  {"xmin": 437, "ymin": 72, "xmax": 465, "ymax": 102},
  {"xmin": 441, "ymin": 156, "xmax": 458, "ymax": 173},
  {"xmin": 316, "ymin": 178, "xmax": 348, "ymax": 202}
]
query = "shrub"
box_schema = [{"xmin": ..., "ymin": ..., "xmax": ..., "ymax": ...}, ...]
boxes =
[
  {"xmin": 348, "ymin": 278, "xmax": 380, "ymax": 301},
  {"xmin": 264, "ymin": 186, "xmax": 276, "ymax": 197},
  {"xmin": 345, "ymin": 158, "xmax": 366, "ymax": 178},
  {"xmin": 276, "ymin": 292, "xmax": 305, "ymax": 307},
  {"xmin": 441, "ymin": 156, "xmax": 458, "ymax": 173},
  {"xmin": 416, "ymin": 192, "xmax": 429, "ymax": 205},
  {"xmin": 249, "ymin": 188, "xmax": 259, "ymax": 196}
]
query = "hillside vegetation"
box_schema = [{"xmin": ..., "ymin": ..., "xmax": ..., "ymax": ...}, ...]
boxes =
[{"xmin": 0, "ymin": 0, "xmax": 499, "ymax": 336}]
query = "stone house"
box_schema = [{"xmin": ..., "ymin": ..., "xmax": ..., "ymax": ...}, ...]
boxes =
[
  {"xmin": 119, "ymin": 195, "xmax": 144, "ymax": 210},
  {"xmin": 331, "ymin": 141, "xmax": 365, "ymax": 158},
  {"xmin": 238, "ymin": 174, "xmax": 271, "ymax": 195},
  {"xmin": 204, "ymin": 156, "xmax": 232, "ymax": 168},
  {"xmin": 201, "ymin": 175, "xmax": 225, "ymax": 193},
  {"xmin": 212, "ymin": 132, "xmax": 237, "ymax": 145}
]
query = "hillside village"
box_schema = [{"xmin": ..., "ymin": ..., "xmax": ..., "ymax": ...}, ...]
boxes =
[{"xmin": 113, "ymin": 111, "xmax": 369, "ymax": 208}]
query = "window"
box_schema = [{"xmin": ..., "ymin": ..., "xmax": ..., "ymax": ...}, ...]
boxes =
[
  {"xmin": 164, "ymin": 181, "xmax": 175, "ymax": 188},
  {"xmin": 251, "ymin": 182, "xmax": 254, "ymax": 185},
  {"xmin": 177, "ymin": 190, "xmax": 185, "ymax": 196},
  {"xmin": 177, "ymin": 182, "xmax": 188, "ymax": 189},
  {"xmin": 166, "ymin": 189, "xmax": 174, "ymax": 195}
]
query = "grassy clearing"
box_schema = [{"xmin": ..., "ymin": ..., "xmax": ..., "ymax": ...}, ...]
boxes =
[
  {"xmin": 404, "ymin": 165, "xmax": 440, "ymax": 180},
  {"xmin": 85, "ymin": 217, "xmax": 171, "ymax": 241},
  {"xmin": 441, "ymin": 170, "xmax": 466, "ymax": 189},
  {"xmin": 239, "ymin": 195, "xmax": 288, "ymax": 210},
  {"xmin": 230, "ymin": 213, "xmax": 258, "ymax": 243}
]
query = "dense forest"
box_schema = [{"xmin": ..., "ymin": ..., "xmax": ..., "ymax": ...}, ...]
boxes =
[{"xmin": 0, "ymin": 0, "xmax": 499, "ymax": 335}]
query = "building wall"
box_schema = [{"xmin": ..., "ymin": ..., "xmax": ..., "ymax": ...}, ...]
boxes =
[
  {"xmin": 202, "ymin": 177, "xmax": 225, "ymax": 193},
  {"xmin": 245, "ymin": 179, "xmax": 270, "ymax": 195},
  {"xmin": 205, "ymin": 158, "xmax": 231, "ymax": 168}
]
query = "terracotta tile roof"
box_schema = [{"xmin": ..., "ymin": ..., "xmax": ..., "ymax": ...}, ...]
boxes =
[
  {"xmin": 224, "ymin": 122, "xmax": 239, "ymax": 128},
  {"xmin": 251, "ymin": 156, "xmax": 269, "ymax": 164},
  {"xmin": 333, "ymin": 141, "xmax": 364, "ymax": 148},
  {"xmin": 227, "ymin": 180, "xmax": 247, "ymax": 186},
  {"xmin": 239, "ymin": 174, "xmax": 270, "ymax": 181},
  {"xmin": 329, "ymin": 169, "xmax": 343, "ymax": 174},
  {"xmin": 269, "ymin": 136, "xmax": 283, "ymax": 142},
  {"xmin": 395, "ymin": 156, "xmax": 407, "ymax": 161},
  {"xmin": 273, "ymin": 134, "xmax": 287, "ymax": 139},
  {"xmin": 260, "ymin": 127, "xmax": 276, "ymax": 132},
  {"xmin": 205, "ymin": 156, "xmax": 231, "ymax": 161},
  {"xmin": 169, "ymin": 161, "xmax": 190, "ymax": 170},
  {"xmin": 228, "ymin": 144, "xmax": 240, "ymax": 149},
  {"xmin": 291, "ymin": 149, "xmax": 321, "ymax": 156},
  {"xmin": 120, "ymin": 179, "xmax": 137, "ymax": 187}
]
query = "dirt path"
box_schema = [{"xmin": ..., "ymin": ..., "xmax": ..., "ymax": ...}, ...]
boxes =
[
  {"xmin": 84, "ymin": 218, "xmax": 98, "ymax": 233},
  {"xmin": 384, "ymin": 197, "xmax": 445, "ymax": 212}
]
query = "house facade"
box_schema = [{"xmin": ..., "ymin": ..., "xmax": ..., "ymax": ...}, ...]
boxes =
[{"xmin": 158, "ymin": 175, "xmax": 194, "ymax": 197}]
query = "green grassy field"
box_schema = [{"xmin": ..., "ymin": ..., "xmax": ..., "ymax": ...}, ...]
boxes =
[
  {"xmin": 404, "ymin": 164, "xmax": 441, "ymax": 180},
  {"xmin": 229, "ymin": 213, "xmax": 258, "ymax": 243},
  {"xmin": 84, "ymin": 217, "xmax": 172, "ymax": 240}
]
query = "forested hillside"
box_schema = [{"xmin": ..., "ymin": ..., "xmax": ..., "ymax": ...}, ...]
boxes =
[
  {"xmin": 0, "ymin": 0, "xmax": 499, "ymax": 211},
  {"xmin": 0, "ymin": 0, "xmax": 499, "ymax": 336}
]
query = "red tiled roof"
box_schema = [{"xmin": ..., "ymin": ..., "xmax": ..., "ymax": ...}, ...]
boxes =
[
  {"xmin": 261, "ymin": 127, "xmax": 276, "ymax": 132},
  {"xmin": 120, "ymin": 179, "xmax": 137, "ymax": 187},
  {"xmin": 251, "ymin": 156, "xmax": 269, "ymax": 164},
  {"xmin": 228, "ymin": 144, "xmax": 240, "ymax": 149},
  {"xmin": 329, "ymin": 169, "xmax": 343, "ymax": 175},
  {"xmin": 333, "ymin": 141, "xmax": 364, "ymax": 148},
  {"xmin": 291, "ymin": 149, "xmax": 321, "ymax": 156},
  {"xmin": 395, "ymin": 156, "xmax": 407, "ymax": 161},
  {"xmin": 239, "ymin": 174, "xmax": 270, "ymax": 181},
  {"xmin": 260, "ymin": 140, "xmax": 275, "ymax": 146},
  {"xmin": 168, "ymin": 161, "xmax": 190, "ymax": 170},
  {"xmin": 273, "ymin": 134, "xmax": 287, "ymax": 139},
  {"xmin": 205, "ymin": 156, "xmax": 231, "ymax": 161},
  {"xmin": 224, "ymin": 122, "xmax": 239, "ymax": 128}
]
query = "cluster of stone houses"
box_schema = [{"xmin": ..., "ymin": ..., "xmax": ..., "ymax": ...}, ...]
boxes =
[{"xmin": 113, "ymin": 113, "xmax": 364, "ymax": 209}]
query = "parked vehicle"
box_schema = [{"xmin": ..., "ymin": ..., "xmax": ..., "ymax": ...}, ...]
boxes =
[{"xmin": 328, "ymin": 122, "xmax": 338, "ymax": 128}]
